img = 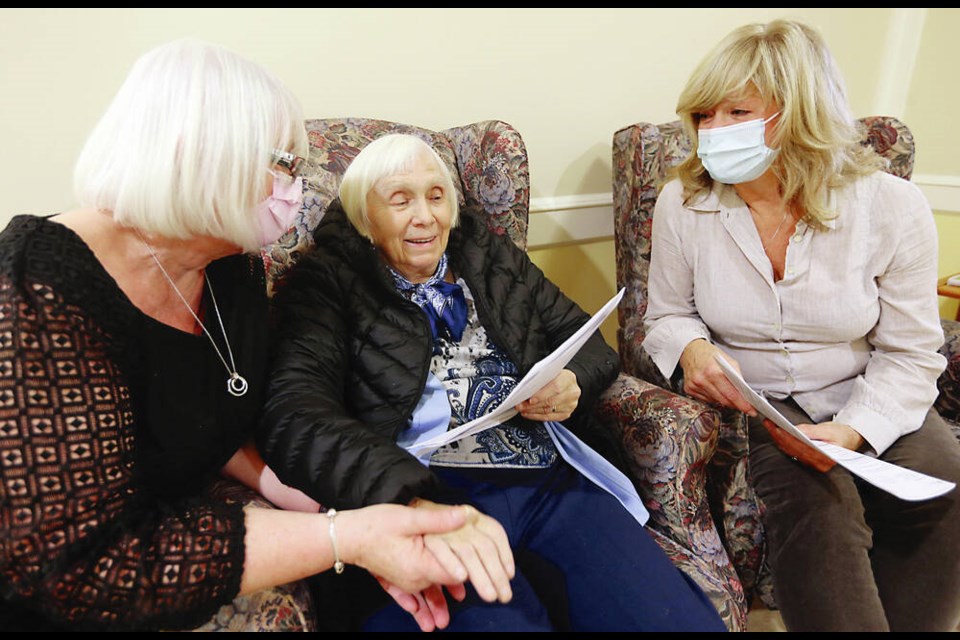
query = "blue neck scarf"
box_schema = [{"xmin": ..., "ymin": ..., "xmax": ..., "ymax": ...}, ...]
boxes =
[{"xmin": 389, "ymin": 253, "xmax": 468, "ymax": 343}]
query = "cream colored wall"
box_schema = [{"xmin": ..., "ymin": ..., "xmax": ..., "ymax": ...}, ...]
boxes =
[
  {"xmin": 905, "ymin": 8, "xmax": 960, "ymax": 320},
  {"xmin": 935, "ymin": 212, "xmax": 960, "ymax": 320},
  {"xmin": 0, "ymin": 8, "xmax": 895, "ymax": 217},
  {"xmin": 907, "ymin": 8, "xmax": 960, "ymax": 177},
  {"xmin": 528, "ymin": 239, "xmax": 619, "ymax": 348},
  {"xmin": 2, "ymin": 8, "xmax": 955, "ymax": 331}
]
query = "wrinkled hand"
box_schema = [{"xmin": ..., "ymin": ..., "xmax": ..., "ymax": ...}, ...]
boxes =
[
  {"xmin": 679, "ymin": 339, "xmax": 755, "ymax": 415},
  {"xmin": 796, "ymin": 421, "xmax": 865, "ymax": 452},
  {"xmin": 377, "ymin": 579, "xmax": 467, "ymax": 632},
  {"xmin": 516, "ymin": 369, "xmax": 581, "ymax": 422},
  {"xmin": 412, "ymin": 498, "xmax": 515, "ymax": 605},
  {"xmin": 337, "ymin": 502, "xmax": 470, "ymax": 594}
]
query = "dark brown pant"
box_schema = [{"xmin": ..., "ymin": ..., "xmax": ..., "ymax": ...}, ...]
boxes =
[{"xmin": 749, "ymin": 402, "xmax": 960, "ymax": 631}]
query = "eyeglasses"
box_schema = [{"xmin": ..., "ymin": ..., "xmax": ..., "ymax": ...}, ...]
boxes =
[{"xmin": 270, "ymin": 149, "xmax": 307, "ymax": 184}]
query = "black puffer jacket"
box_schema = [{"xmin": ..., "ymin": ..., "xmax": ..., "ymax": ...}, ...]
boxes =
[{"xmin": 257, "ymin": 202, "xmax": 619, "ymax": 509}]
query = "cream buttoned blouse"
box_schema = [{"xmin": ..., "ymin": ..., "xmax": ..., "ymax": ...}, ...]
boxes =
[{"xmin": 643, "ymin": 171, "xmax": 946, "ymax": 455}]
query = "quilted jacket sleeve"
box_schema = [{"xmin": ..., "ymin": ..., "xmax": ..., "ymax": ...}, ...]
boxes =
[
  {"xmin": 447, "ymin": 208, "xmax": 620, "ymax": 436},
  {"xmin": 256, "ymin": 248, "xmax": 439, "ymax": 510},
  {"xmin": 503, "ymin": 233, "xmax": 620, "ymax": 425}
]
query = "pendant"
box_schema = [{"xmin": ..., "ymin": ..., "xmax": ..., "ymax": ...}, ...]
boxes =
[{"xmin": 227, "ymin": 373, "xmax": 249, "ymax": 397}]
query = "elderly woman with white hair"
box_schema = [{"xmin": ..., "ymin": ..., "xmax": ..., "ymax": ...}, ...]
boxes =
[
  {"xmin": 258, "ymin": 133, "xmax": 727, "ymax": 632},
  {"xmin": 0, "ymin": 40, "xmax": 508, "ymax": 632}
]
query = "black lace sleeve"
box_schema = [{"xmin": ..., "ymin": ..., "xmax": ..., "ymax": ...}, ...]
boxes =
[{"xmin": 0, "ymin": 220, "xmax": 247, "ymax": 630}]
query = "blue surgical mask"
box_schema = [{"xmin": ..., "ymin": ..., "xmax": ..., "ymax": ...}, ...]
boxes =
[{"xmin": 697, "ymin": 112, "xmax": 780, "ymax": 184}]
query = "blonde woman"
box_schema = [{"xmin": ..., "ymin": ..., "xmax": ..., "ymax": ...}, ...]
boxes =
[{"xmin": 643, "ymin": 19, "xmax": 960, "ymax": 631}]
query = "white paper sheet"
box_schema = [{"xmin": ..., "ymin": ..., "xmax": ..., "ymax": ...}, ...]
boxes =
[
  {"xmin": 714, "ymin": 354, "xmax": 955, "ymax": 502},
  {"xmin": 407, "ymin": 288, "xmax": 625, "ymax": 458}
]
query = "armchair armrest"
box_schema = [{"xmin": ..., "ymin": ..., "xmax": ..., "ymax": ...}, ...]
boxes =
[
  {"xmin": 596, "ymin": 373, "xmax": 727, "ymax": 564},
  {"xmin": 596, "ymin": 373, "xmax": 746, "ymax": 630},
  {"xmin": 937, "ymin": 318, "xmax": 960, "ymax": 429}
]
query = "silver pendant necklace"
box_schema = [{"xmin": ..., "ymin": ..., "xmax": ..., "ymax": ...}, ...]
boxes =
[
  {"xmin": 748, "ymin": 204, "xmax": 791, "ymax": 251},
  {"xmin": 761, "ymin": 210, "xmax": 789, "ymax": 251},
  {"xmin": 138, "ymin": 233, "xmax": 248, "ymax": 397}
]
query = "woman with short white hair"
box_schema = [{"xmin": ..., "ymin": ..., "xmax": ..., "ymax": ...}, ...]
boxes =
[{"xmin": 0, "ymin": 39, "xmax": 510, "ymax": 632}]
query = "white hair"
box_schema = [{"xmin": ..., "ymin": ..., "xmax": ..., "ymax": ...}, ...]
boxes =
[
  {"xmin": 338, "ymin": 133, "xmax": 459, "ymax": 239},
  {"xmin": 73, "ymin": 38, "xmax": 308, "ymax": 251}
]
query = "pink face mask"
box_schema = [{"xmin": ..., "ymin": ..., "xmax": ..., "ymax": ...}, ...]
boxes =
[{"xmin": 256, "ymin": 174, "xmax": 303, "ymax": 247}]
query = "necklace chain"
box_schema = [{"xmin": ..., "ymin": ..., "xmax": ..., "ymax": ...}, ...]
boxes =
[
  {"xmin": 750, "ymin": 206, "xmax": 790, "ymax": 251},
  {"xmin": 137, "ymin": 232, "xmax": 248, "ymax": 397}
]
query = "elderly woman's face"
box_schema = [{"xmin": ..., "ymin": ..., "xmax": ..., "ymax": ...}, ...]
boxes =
[{"xmin": 366, "ymin": 150, "xmax": 453, "ymax": 283}]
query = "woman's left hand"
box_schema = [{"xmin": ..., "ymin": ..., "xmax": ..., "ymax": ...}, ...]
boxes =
[
  {"xmin": 796, "ymin": 421, "xmax": 865, "ymax": 451},
  {"xmin": 516, "ymin": 369, "xmax": 581, "ymax": 422}
]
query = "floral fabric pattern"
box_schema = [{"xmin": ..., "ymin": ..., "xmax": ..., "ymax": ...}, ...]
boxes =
[
  {"xmin": 596, "ymin": 375, "xmax": 747, "ymax": 631},
  {"xmin": 611, "ymin": 114, "xmax": 960, "ymax": 621},
  {"xmin": 938, "ymin": 319, "xmax": 960, "ymax": 440}
]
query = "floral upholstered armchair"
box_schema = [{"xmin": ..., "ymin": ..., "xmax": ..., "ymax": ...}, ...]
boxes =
[
  {"xmin": 255, "ymin": 117, "xmax": 745, "ymax": 631},
  {"xmin": 611, "ymin": 115, "xmax": 960, "ymax": 622}
]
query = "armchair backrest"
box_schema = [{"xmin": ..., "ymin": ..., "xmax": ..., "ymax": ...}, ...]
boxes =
[
  {"xmin": 261, "ymin": 118, "xmax": 530, "ymax": 291},
  {"xmin": 611, "ymin": 115, "xmax": 916, "ymax": 378}
]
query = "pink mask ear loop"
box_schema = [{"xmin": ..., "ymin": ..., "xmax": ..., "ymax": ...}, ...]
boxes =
[{"xmin": 272, "ymin": 173, "xmax": 304, "ymax": 200}]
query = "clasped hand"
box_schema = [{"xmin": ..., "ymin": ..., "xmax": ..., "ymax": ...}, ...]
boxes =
[{"xmin": 375, "ymin": 498, "xmax": 514, "ymax": 632}]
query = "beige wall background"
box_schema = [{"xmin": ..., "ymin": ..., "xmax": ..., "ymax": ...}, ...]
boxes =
[{"xmin": 1, "ymin": 8, "xmax": 957, "ymax": 345}]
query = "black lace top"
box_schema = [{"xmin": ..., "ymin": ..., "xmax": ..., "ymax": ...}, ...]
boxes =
[{"xmin": 0, "ymin": 215, "xmax": 269, "ymax": 630}]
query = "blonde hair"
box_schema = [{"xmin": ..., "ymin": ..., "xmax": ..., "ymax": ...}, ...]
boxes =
[
  {"xmin": 338, "ymin": 134, "xmax": 460, "ymax": 239},
  {"xmin": 74, "ymin": 38, "xmax": 308, "ymax": 252},
  {"xmin": 674, "ymin": 19, "xmax": 883, "ymax": 223}
]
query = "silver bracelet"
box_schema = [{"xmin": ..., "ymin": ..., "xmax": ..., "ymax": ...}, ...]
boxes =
[{"xmin": 326, "ymin": 508, "xmax": 345, "ymax": 574}]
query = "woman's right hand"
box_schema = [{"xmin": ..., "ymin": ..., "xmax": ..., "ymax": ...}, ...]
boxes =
[
  {"xmin": 335, "ymin": 502, "xmax": 472, "ymax": 594},
  {"xmin": 679, "ymin": 338, "xmax": 756, "ymax": 415},
  {"xmin": 367, "ymin": 499, "xmax": 513, "ymax": 631},
  {"xmin": 337, "ymin": 501, "xmax": 513, "ymax": 604}
]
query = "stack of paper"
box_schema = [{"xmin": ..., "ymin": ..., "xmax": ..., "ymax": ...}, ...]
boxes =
[{"xmin": 406, "ymin": 288, "xmax": 625, "ymax": 459}]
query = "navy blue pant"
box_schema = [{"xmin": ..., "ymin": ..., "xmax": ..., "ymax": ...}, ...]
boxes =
[{"xmin": 362, "ymin": 461, "xmax": 726, "ymax": 632}]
